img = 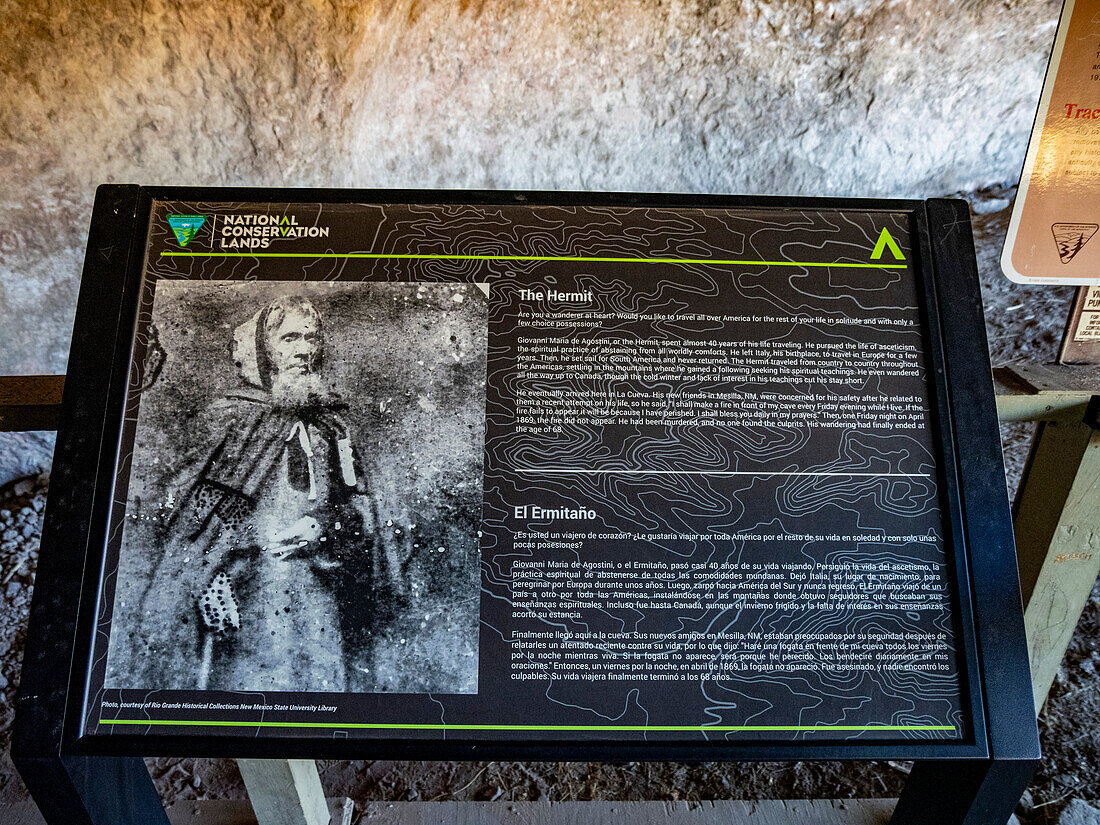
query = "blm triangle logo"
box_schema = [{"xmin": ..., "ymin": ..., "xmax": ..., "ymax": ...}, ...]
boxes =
[
  {"xmin": 870, "ymin": 227, "xmax": 905, "ymax": 261},
  {"xmin": 1051, "ymin": 223, "xmax": 1098, "ymax": 264},
  {"xmin": 167, "ymin": 214, "xmax": 207, "ymax": 247}
]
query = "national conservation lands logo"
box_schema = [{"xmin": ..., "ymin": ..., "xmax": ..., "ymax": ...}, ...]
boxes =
[
  {"xmin": 870, "ymin": 227, "xmax": 905, "ymax": 262},
  {"xmin": 166, "ymin": 214, "xmax": 206, "ymax": 247},
  {"xmin": 1051, "ymin": 223, "xmax": 1098, "ymax": 264},
  {"xmin": 166, "ymin": 212, "xmax": 332, "ymax": 250},
  {"xmin": 219, "ymin": 214, "xmax": 332, "ymax": 249}
]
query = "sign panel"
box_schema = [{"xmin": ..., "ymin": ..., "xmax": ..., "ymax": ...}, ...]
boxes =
[
  {"xmin": 1073, "ymin": 284, "xmax": 1100, "ymax": 339},
  {"xmin": 82, "ymin": 199, "xmax": 967, "ymax": 744},
  {"xmin": 1003, "ymin": 0, "xmax": 1100, "ymax": 284},
  {"xmin": 1058, "ymin": 284, "xmax": 1100, "ymax": 362}
]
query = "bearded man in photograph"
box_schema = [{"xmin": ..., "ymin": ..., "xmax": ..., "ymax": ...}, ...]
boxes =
[{"xmin": 133, "ymin": 295, "xmax": 404, "ymax": 692}]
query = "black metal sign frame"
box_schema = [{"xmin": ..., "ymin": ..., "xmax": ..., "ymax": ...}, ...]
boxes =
[{"xmin": 12, "ymin": 187, "xmax": 1038, "ymax": 825}]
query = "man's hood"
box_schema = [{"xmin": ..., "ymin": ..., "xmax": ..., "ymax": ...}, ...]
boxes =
[{"xmin": 231, "ymin": 305, "xmax": 267, "ymax": 389}]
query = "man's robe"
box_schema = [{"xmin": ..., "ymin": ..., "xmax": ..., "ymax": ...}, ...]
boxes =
[{"xmin": 129, "ymin": 388, "xmax": 403, "ymax": 691}]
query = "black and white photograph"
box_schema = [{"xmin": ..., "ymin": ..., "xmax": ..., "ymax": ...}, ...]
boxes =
[{"xmin": 103, "ymin": 279, "xmax": 487, "ymax": 695}]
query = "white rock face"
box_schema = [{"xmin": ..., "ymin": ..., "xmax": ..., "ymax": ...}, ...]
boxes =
[
  {"xmin": 0, "ymin": 0, "xmax": 1062, "ymax": 373},
  {"xmin": 0, "ymin": 433, "xmax": 53, "ymax": 488}
]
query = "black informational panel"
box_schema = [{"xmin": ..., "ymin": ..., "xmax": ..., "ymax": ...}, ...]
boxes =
[{"xmin": 14, "ymin": 188, "xmax": 1039, "ymax": 825}]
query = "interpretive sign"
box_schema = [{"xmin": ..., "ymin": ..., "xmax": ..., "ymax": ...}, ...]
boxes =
[
  {"xmin": 80, "ymin": 199, "xmax": 965, "ymax": 746},
  {"xmin": 17, "ymin": 191, "xmax": 1041, "ymax": 821},
  {"xmin": 1003, "ymin": 0, "xmax": 1100, "ymax": 285}
]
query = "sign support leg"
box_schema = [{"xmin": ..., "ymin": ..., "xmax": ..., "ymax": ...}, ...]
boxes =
[
  {"xmin": 1013, "ymin": 398, "xmax": 1100, "ymax": 712},
  {"xmin": 237, "ymin": 758, "xmax": 331, "ymax": 825},
  {"xmin": 13, "ymin": 753, "xmax": 168, "ymax": 825},
  {"xmin": 890, "ymin": 759, "xmax": 1037, "ymax": 825}
]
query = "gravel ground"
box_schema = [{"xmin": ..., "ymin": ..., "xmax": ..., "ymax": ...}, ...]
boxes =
[{"xmin": 1, "ymin": 194, "xmax": 1096, "ymax": 823}]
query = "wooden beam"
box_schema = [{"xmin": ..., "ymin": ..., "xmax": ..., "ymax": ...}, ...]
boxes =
[
  {"xmin": 235, "ymin": 760, "xmax": 329, "ymax": 825},
  {"xmin": 996, "ymin": 391, "xmax": 1091, "ymax": 424},
  {"xmin": 993, "ymin": 364, "xmax": 1096, "ymax": 423},
  {"xmin": 1014, "ymin": 409, "xmax": 1100, "ymax": 713},
  {"xmin": 0, "ymin": 375, "xmax": 64, "ymax": 432},
  {"xmin": 165, "ymin": 799, "xmax": 896, "ymax": 825}
]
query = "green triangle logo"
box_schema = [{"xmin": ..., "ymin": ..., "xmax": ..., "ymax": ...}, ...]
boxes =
[
  {"xmin": 167, "ymin": 214, "xmax": 206, "ymax": 247},
  {"xmin": 870, "ymin": 227, "xmax": 905, "ymax": 261}
]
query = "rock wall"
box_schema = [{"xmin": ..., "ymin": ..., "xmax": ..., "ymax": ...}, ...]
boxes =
[{"xmin": 0, "ymin": 0, "xmax": 1062, "ymax": 376}]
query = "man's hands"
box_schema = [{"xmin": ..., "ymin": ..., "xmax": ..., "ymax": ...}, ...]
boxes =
[{"xmin": 264, "ymin": 515, "xmax": 323, "ymax": 560}]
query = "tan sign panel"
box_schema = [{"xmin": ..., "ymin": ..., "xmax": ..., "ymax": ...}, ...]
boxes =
[
  {"xmin": 1003, "ymin": 0, "xmax": 1100, "ymax": 285},
  {"xmin": 1073, "ymin": 285, "xmax": 1100, "ymax": 338}
]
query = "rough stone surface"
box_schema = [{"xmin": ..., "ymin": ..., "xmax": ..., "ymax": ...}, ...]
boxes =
[
  {"xmin": 0, "ymin": 0, "xmax": 1062, "ymax": 374},
  {"xmin": 0, "ymin": 433, "xmax": 53, "ymax": 489},
  {"xmin": 0, "ymin": 474, "xmax": 45, "ymax": 824},
  {"xmin": 1057, "ymin": 800, "xmax": 1100, "ymax": 825}
]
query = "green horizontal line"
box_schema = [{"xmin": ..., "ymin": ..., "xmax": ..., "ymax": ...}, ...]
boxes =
[
  {"xmin": 160, "ymin": 251, "xmax": 905, "ymax": 269},
  {"xmin": 99, "ymin": 719, "xmax": 952, "ymax": 732}
]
